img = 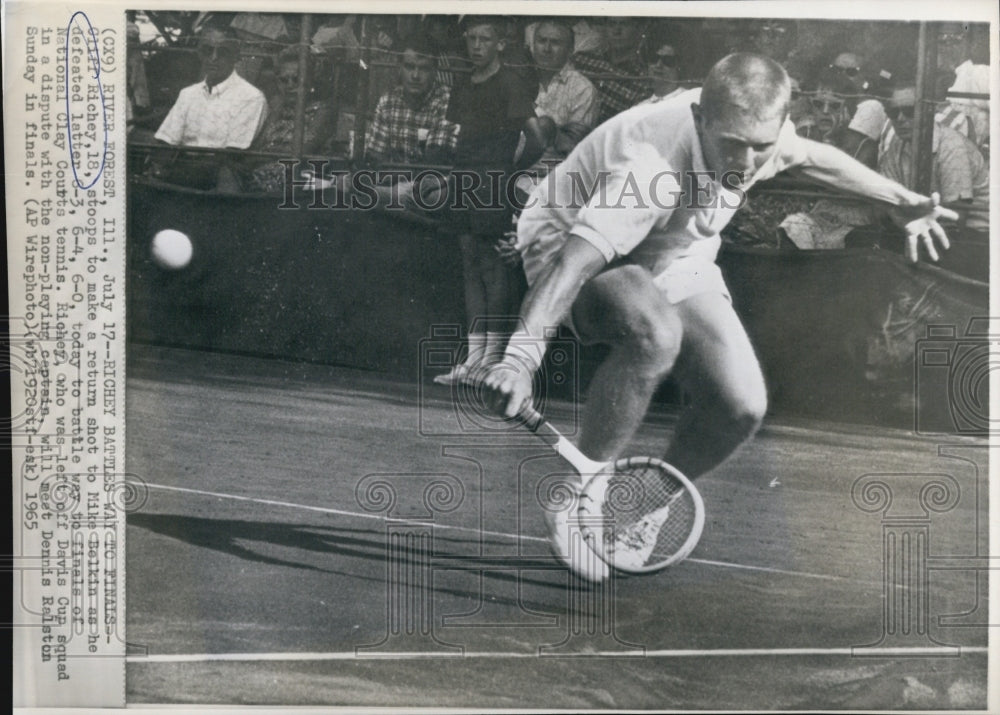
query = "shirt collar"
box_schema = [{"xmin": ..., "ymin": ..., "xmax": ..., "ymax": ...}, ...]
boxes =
[
  {"xmin": 689, "ymin": 104, "xmax": 710, "ymax": 176},
  {"xmin": 201, "ymin": 70, "xmax": 240, "ymax": 97},
  {"xmin": 539, "ymin": 63, "xmax": 575, "ymax": 91}
]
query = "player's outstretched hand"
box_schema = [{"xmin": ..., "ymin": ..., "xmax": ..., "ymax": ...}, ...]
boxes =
[
  {"xmin": 480, "ymin": 358, "xmax": 533, "ymax": 419},
  {"xmin": 888, "ymin": 192, "xmax": 957, "ymax": 263}
]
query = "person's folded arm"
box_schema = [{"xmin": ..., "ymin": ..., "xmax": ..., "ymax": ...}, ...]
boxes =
[{"xmin": 516, "ymin": 116, "xmax": 555, "ymax": 169}]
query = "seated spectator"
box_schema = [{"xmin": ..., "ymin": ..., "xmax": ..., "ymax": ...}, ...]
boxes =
[
  {"xmin": 364, "ymin": 34, "xmax": 458, "ymax": 167},
  {"xmin": 877, "ymin": 85, "xmax": 988, "ymax": 232},
  {"xmin": 248, "ymin": 49, "xmax": 335, "ymax": 192},
  {"xmin": 827, "ymin": 52, "xmax": 887, "ymax": 166},
  {"xmin": 528, "ymin": 18, "xmax": 598, "ymax": 165},
  {"xmin": 933, "ymin": 69, "xmax": 976, "ymax": 142},
  {"xmin": 793, "ymin": 69, "xmax": 855, "ymax": 145},
  {"xmin": 256, "ymin": 49, "xmax": 334, "ymax": 154},
  {"xmin": 525, "ymin": 18, "xmax": 606, "ymax": 57},
  {"xmin": 781, "ymin": 81, "xmax": 988, "ymax": 252},
  {"xmin": 938, "ymin": 22, "xmax": 990, "ymax": 154},
  {"xmin": 154, "ymin": 28, "xmax": 268, "ymax": 149},
  {"xmin": 572, "ymin": 16, "xmax": 649, "ymax": 124},
  {"xmin": 126, "ymin": 20, "xmax": 150, "ymax": 133},
  {"xmin": 749, "ymin": 18, "xmax": 798, "ymax": 64},
  {"xmin": 311, "ymin": 15, "xmax": 361, "ymax": 64},
  {"xmin": 637, "ymin": 39, "xmax": 685, "ymax": 104}
]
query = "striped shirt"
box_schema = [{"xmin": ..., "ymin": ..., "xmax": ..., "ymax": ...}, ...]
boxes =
[{"xmin": 878, "ymin": 122, "xmax": 988, "ymax": 230}]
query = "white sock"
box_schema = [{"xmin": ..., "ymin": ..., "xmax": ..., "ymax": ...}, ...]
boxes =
[
  {"xmin": 465, "ymin": 333, "xmax": 487, "ymax": 366},
  {"xmin": 484, "ymin": 331, "xmax": 507, "ymax": 364}
]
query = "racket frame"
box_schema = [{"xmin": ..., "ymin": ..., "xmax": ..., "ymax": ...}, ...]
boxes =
[
  {"xmin": 577, "ymin": 455, "xmax": 705, "ymax": 573},
  {"xmin": 515, "ymin": 406, "xmax": 704, "ymax": 574}
]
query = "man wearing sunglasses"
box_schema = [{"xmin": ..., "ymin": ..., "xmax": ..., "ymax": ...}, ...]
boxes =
[
  {"xmin": 878, "ymin": 86, "xmax": 988, "ymax": 232},
  {"xmin": 155, "ymin": 28, "xmax": 268, "ymax": 150}
]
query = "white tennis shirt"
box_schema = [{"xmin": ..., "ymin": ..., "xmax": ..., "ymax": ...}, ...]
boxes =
[{"xmin": 517, "ymin": 88, "xmax": 807, "ymax": 295}]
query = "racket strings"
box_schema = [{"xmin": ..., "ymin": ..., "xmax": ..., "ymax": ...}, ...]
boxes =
[{"xmin": 601, "ymin": 463, "xmax": 698, "ymax": 567}]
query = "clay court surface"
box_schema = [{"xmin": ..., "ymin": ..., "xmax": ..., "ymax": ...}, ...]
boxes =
[{"xmin": 125, "ymin": 345, "xmax": 989, "ymax": 709}]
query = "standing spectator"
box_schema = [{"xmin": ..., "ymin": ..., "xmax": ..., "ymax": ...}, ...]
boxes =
[
  {"xmin": 155, "ymin": 28, "xmax": 268, "ymax": 149},
  {"xmin": 572, "ymin": 16, "xmax": 649, "ymax": 124},
  {"xmin": 361, "ymin": 15, "xmax": 402, "ymax": 111},
  {"xmin": 529, "ymin": 19, "xmax": 598, "ymax": 164},
  {"xmin": 432, "ymin": 16, "xmax": 545, "ymax": 385},
  {"xmin": 421, "ymin": 15, "xmax": 466, "ymax": 89},
  {"xmin": 499, "ymin": 16, "xmax": 536, "ymax": 85},
  {"xmin": 365, "ymin": 34, "xmax": 458, "ymax": 167}
]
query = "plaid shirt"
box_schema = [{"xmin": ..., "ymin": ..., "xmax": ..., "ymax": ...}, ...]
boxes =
[
  {"xmin": 365, "ymin": 84, "xmax": 458, "ymax": 166},
  {"xmin": 572, "ymin": 52, "xmax": 649, "ymax": 124}
]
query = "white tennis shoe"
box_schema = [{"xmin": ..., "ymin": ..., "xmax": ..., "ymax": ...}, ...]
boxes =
[
  {"xmin": 607, "ymin": 504, "xmax": 671, "ymax": 571},
  {"xmin": 542, "ymin": 482, "xmax": 609, "ymax": 583}
]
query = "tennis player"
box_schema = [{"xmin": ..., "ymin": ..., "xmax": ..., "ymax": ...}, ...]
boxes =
[{"xmin": 482, "ymin": 53, "xmax": 956, "ymax": 581}]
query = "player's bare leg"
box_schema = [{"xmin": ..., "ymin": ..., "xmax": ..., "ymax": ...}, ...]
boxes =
[
  {"xmin": 571, "ymin": 265, "xmax": 684, "ymax": 461},
  {"xmin": 540, "ymin": 264, "xmax": 682, "ymax": 581},
  {"xmin": 663, "ymin": 291, "xmax": 768, "ymax": 479}
]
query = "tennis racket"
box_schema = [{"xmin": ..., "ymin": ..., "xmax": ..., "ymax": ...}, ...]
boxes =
[{"xmin": 515, "ymin": 404, "xmax": 705, "ymax": 574}]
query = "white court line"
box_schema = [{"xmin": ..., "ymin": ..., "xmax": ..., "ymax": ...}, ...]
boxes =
[
  {"xmin": 128, "ymin": 646, "xmax": 987, "ymax": 663},
  {"xmin": 135, "ymin": 482, "xmax": 849, "ymax": 582}
]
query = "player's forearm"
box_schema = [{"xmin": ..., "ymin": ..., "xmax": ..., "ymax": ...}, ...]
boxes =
[
  {"xmin": 797, "ymin": 139, "xmax": 923, "ymax": 207},
  {"xmin": 508, "ymin": 236, "xmax": 607, "ymax": 367}
]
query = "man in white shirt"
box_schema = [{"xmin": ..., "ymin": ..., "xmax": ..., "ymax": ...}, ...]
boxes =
[
  {"xmin": 155, "ymin": 28, "xmax": 268, "ymax": 149},
  {"xmin": 529, "ymin": 19, "xmax": 599, "ymax": 165},
  {"xmin": 483, "ymin": 53, "xmax": 956, "ymax": 581}
]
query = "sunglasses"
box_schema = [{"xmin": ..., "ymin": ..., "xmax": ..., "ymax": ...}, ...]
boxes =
[
  {"xmin": 886, "ymin": 105, "xmax": 916, "ymax": 121},
  {"xmin": 198, "ymin": 43, "xmax": 237, "ymax": 61},
  {"xmin": 809, "ymin": 95, "xmax": 846, "ymax": 112},
  {"xmin": 650, "ymin": 54, "xmax": 677, "ymax": 68},
  {"xmin": 829, "ymin": 64, "xmax": 861, "ymax": 78}
]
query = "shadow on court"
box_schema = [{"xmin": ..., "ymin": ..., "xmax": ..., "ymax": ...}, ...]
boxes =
[{"xmin": 125, "ymin": 345, "xmax": 988, "ymax": 709}]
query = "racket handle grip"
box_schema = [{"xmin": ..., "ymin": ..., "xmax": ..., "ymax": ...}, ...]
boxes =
[{"xmin": 515, "ymin": 404, "xmax": 545, "ymax": 432}]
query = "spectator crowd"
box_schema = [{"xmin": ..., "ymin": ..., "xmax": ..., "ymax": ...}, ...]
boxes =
[{"xmin": 130, "ymin": 12, "xmax": 991, "ymax": 368}]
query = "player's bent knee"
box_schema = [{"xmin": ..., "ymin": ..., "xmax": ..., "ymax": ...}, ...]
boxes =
[
  {"xmin": 726, "ymin": 386, "xmax": 768, "ymax": 438},
  {"xmin": 618, "ymin": 309, "xmax": 682, "ymax": 376}
]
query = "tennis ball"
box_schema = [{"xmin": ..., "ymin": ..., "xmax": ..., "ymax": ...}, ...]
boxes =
[{"xmin": 151, "ymin": 229, "xmax": 193, "ymax": 269}]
